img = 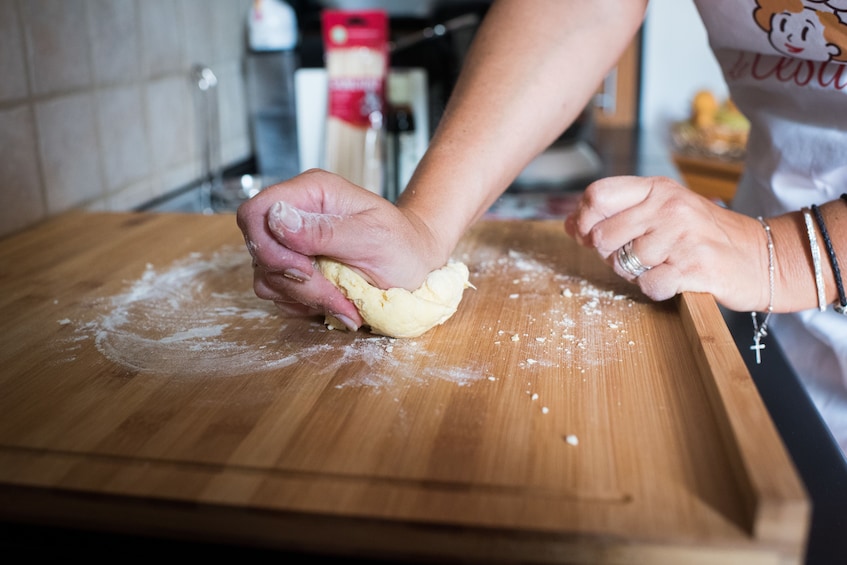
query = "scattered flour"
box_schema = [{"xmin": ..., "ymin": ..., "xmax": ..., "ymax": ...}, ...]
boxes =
[
  {"xmin": 464, "ymin": 246, "xmax": 637, "ymax": 372},
  {"xmin": 56, "ymin": 242, "xmax": 639, "ymax": 406},
  {"xmin": 63, "ymin": 246, "xmax": 295, "ymax": 376},
  {"xmin": 56, "ymin": 245, "xmax": 487, "ymax": 388}
]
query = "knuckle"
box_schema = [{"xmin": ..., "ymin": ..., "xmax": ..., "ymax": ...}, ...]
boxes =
[
  {"xmin": 586, "ymin": 222, "xmax": 612, "ymax": 252},
  {"xmin": 581, "ymin": 182, "xmax": 608, "ymax": 210},
  {"xmin": 658, "ymin": 196, "xmax": 688, "ymax": 218}
]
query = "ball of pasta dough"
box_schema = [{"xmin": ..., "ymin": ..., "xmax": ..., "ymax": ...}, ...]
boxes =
[{"xmin": 316, "ymin": 258, "xmax": 473, "ymax": 338}]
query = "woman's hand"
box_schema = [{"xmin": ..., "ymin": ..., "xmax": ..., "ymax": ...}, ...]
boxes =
[
  {"xmin": 564, "ymin": 176, "xmax": 770, "ymax": 312},
  {"xmin": 236, "ymin": 169, "xmax": 448, "ymax": 330}
]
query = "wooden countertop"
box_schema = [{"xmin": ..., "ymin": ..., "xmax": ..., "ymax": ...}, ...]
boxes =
[{"xmin": 0, "ymin": 211, "xmax": 808, "ymax": 563}]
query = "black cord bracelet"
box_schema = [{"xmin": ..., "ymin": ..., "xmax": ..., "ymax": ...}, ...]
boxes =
[{"xmin": 811, "ymin": 203, "xmax": 847, "ymax": 314}]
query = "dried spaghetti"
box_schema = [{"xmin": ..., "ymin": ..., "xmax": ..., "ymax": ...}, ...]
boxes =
[{"xmin": 321, "ymin": 10, "xmax": 388, "ymax": 196}]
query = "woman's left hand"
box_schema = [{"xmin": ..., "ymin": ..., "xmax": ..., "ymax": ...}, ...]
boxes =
[{"xmin": 564, "ymin": 175, "xmax": 771, "ymax": 312}]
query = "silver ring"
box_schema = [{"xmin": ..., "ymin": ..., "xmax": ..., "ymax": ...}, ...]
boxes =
[{"xmin": 617, "ymin": 240, "xmax": 653, "ymax": 278}]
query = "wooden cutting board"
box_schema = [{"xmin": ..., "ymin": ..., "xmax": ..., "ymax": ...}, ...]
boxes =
[{"xmin": 0, "ymin": 211, "xmax": 808, "ymax": 563}]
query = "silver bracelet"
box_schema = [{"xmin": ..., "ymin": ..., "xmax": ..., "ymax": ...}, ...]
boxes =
[
  {"xmin": 802, "ymin": 207, "xmax": 827, "ymax": 311},
  {"xmin": 812, "ymin": 203, "xmax": 847, "ymax": 315},
  {"xmin": 751, "ymin": 216, "xmax": 775, "ymax": 365}
]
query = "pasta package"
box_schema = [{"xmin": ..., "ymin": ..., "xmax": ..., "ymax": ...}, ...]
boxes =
[{"xmin": 321, "ymin": 9, "xmax": 389, "ymax": 196}]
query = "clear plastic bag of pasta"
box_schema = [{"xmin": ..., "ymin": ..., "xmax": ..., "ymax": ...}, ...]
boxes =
[{"xmin": 321, "ymin": 9, "xmax": 389, "ymax": 196}]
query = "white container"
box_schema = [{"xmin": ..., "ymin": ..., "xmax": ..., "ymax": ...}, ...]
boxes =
[
  {"xmin": 246, "ymin": 0, "xmax": 301, "ymax": 181},
  {"xmin": 248, "ymin": 0, "xmax": 298, "ymax": 52}
]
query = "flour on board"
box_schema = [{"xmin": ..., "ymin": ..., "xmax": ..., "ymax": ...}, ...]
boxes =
[
  {"xmin": 55, "ymin": 244, "xmax": 638, "ymax": 396},
  {"xmin": 461, "ymin": 246, "xmax": 638, "ymax": 372},
  {"xmin": 54, "ymin": 246, "xmax": 487, "ymax": 387}
]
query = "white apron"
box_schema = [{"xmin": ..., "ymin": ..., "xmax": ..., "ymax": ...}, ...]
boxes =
[{"xmin": 692, "ymin": 0, "xmax": 847, "ymax": 456}]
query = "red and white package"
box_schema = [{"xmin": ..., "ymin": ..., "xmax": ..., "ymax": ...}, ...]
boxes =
[{"xmin": 321, "ymin": 10, "xmax": 389, "ymax": 195}]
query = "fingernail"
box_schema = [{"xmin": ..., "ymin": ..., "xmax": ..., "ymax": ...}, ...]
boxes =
[
  {"xmin": 270, "ymin": 201, "xmax": 302, "ymax": 232},
  {"xmin": 283, "ymin": 269, "xmax": 310, "ymax": 282},
  {"xmin": 329, "ymin": 312, "xmax": 359, "ymax": 332}
]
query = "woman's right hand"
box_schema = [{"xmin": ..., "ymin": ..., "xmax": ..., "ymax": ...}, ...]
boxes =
[{"xmin": 236, "ymin": 169, "xmax": 448, "ymax": 331}]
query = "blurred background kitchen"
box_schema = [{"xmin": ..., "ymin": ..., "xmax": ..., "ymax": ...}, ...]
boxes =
[{"xmin": 0, "ymin": 0, "xmax": 734, "ymax": 238}]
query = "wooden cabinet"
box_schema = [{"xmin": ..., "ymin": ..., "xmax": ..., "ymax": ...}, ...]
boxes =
[
  {"xmin": 593, "ymin": 33, "xmax": 642, "ymax": 128},
  {"xmin": 672, "ymin": 153, "xmax": 743, "ymax": 203}
]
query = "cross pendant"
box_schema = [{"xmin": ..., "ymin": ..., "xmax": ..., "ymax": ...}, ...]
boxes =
[{"xmin": 750, "ymin": 334, "xmax": 765, "ymax": 365}]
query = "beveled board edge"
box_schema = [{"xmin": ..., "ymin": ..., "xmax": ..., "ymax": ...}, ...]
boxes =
[{"xmin": 677, "ymin": 292, "xmax": 810, "ymax": 560}]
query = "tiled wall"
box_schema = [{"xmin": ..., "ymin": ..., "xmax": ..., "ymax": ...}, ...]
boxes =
[{"xmin": 0, "ymin": 0, "xmax": 253, "ymax": 238}]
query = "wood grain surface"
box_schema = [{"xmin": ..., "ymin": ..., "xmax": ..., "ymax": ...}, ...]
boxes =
[{"xmin": 0, "ymin": 211, "xmax": 808, "ymax": 563}]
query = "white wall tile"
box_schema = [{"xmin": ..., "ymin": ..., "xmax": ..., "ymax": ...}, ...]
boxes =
[
  {"xmin": 212, "ymin": 0, "xmax": 250, "ymax": 65},
  {"xmin": 107, "ymin": 178, "xmax": 154, "ymax": 211},
  {"xmin": 1, "ymin": 0, "xmax": 252, "ymax": 225},
  {"xmin": 155, "ymin": 161, "xmax": 199, "ymax": 199},
  {"xmin": 82, "ymin": 198, "xmax": 108, "ymax": 212},
  {"xmin": 96, "ymin": 85, "xmax": 151, "ymax": 191},
  {"xmin": 146, "ymin": 76, "xmax": 194, "ymax": 170},
  {"xmin": 139, "ymin": 0, "xmax": 184, "ymax": 78},
  {"xmin": 88, "ymin": 0, "xmax": 141, "ymax": 86},
  {"xmin": 21, "ymin": 0, "xmax": 93, "ymax": 95},
  {"xmin": 0, "ymin": 0, "xmax": 29, "ymax": 102},
  {"xmin": 217, "ymin": 61, "xmax": 249, "ymax": 151},
  {"xmin": 182, "ymin": 0, "xmax": 217, "ymax": 69},
  {"xmin": 0, "ymin": 105, "xmax": 45, "ymax": 237},
  {"xmin": 35, "ymin": 92, "xmax": 105, "ymax": 213}
]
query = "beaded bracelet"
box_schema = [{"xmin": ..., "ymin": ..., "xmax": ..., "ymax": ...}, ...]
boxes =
[
  {"xmin": 802, "ymin": 207, "xmax": 827, "ymax": 311},
  {"xmin": 811, "ymin": 204, "xmax": 847, "ymax": 315},
  {"xmin": 751, "ymin": 217, "xmax": 775, "ymax": 365}
]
